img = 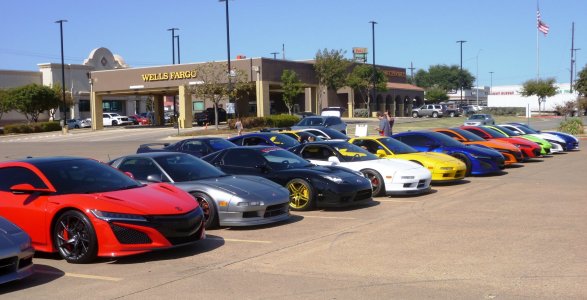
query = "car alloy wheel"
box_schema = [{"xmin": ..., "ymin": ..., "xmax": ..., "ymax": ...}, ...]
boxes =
[
  {"xmin": 53, "ymin": 210, "xmax": 98, "ymax": 264},
  {"xmin": 412, "ymin": 112, "xmax": 419, "ymax": 118},
  {"xmin": 287, "ymin": 178, "xmax": 314, "ymax": 211},
  {"xmin": 362, "ymin": 169, "xmax": 385, "ymax": 197},
  {"xmin": 191, "ymin": 192, "xmax": 218, "ymax": 229}
]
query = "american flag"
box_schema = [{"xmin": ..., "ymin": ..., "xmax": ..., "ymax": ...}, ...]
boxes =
[{"xmin": 537, "ymin": 9, "xmax": 550, "ymax": 35}]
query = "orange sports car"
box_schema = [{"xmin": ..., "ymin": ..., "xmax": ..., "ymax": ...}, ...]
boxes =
[{"xmin": 432, "ymin": 127, "xmax": 524, "ymax": 165}]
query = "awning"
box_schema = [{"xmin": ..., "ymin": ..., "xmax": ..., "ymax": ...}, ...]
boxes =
[{"xmin": 386, "ymin": 82, "xmax": 424, "ymax": 92}]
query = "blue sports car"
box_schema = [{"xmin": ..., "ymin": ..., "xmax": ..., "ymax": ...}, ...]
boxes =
[
  {"xmin": 392, "ymin": 131, "xmax": 505, "ymax": 175},
  {"xmin": 228, "ymin": 132, "xmax": 300, "ymax": 149},
  {"xmin": 136, "ymin": 137, "xmax": 237, "ymax": 157}
]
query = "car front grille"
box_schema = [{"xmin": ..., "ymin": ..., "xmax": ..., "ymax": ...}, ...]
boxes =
[
  {"xmin": 110, "ymin": 224, "xmax": 153, "ymax": 244},
  {"xmin": 354, "ymin": 189, "xmax": 373, "ymax": 201},
  {"xmin": 264, "ymin": 203, "xmax": 289, "ymax": 218},
  {"xmin": 417, "ymin": 180, "xmax": 427, "ymax": 188},
  {"xmin": 0, "ymin": 256, "xmax": 17, "ymax": 276},
  {"xmin": 148, "ymin": 208, "xmax": 204, "ymax": 246}
]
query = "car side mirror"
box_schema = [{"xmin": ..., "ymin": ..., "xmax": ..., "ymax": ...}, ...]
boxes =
[
  {"xmin": 327, "ymin": 156, "xmax": 340, "ymax": 165},
  {"xmin": 375, "ymin": 149, "xmax": 386, "ymax": 157},
  {"xmin": 146, "ymin": 174, "xmax": 163, "ymax": 183},
  {"xmin": 10, "ymin": 183, "xmax": 52, "ymax": 194}
]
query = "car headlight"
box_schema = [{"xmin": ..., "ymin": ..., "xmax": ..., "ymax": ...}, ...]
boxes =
[
  {"xmin": 321, "ymin": 175, "xmax": 344, "ymax": 184},
  {"xmin": 90, "ymin": 210, "xmax": 147, "ymax": 222},
  {"xmin": 236, "ymin": 201, "xmax": 265, "ymax": 206},
  {"xmin": 470, "ymin": 154, "xmax": 492, "ymax": 160}
]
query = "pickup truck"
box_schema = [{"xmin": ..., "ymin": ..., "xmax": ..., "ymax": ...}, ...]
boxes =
[
  {"xmin": 194, "ymin": 107, "xmax": 227, "ymax": 126},
  {"xmin": 411, "ymin": 104, "xmax": 461, "ymax": 118}
]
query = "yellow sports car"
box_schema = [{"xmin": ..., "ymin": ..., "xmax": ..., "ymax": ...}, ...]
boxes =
[{"xmin": 349, "ymin": 136, "xmax": 467, "ymax": 183}]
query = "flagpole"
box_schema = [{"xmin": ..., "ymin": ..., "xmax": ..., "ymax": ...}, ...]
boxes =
[{"xmin": 536, "ymin": 1, "xmax": 540, "ymax": 79}]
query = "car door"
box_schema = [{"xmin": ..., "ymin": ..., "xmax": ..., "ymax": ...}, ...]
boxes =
[{"xmin": 0, "ymin": 166, "xmax": 49, "ymax": 245}]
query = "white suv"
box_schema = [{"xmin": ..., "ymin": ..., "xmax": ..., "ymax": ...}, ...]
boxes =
[{"xmin": 103, "ymin": 113, "xmax": 133, "ymax": 126}]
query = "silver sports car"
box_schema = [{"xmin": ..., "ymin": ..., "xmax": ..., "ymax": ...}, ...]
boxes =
[
  {"xmin": 0, "ymin": 216, "xmax": 34, "ymax": 284},
  {"xmin": 109, "ymin": 152, "xmax": 291, "ymax": 229}
]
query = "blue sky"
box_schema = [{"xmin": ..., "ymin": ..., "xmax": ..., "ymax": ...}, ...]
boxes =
[{"xmin": 1, "ymin": 0, "xmax": 586, "ymax": 87}]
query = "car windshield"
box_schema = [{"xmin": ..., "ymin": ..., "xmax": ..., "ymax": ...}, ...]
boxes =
[
  {"xmin": 429, "ymin": 132, "xmax": 465, "ymax": 147},
  {"xmin": 449, "ymin": 128, "xmax": 486, "ymax": 141},
  {"xmin": 493, "ymin": 125, "xmax": 520, "ymax": 136},
  {"xmin": 297, "ymin": 117, "xmax": 325, "ymax": 126},
  {"xmin": 154, "ymin": 154, "xmax": 225, "ymax": 182},
  {"xmin": 514, "ymin": 125, "xmax": 538, "ymax": 134},
  {"xmin": 331, "ymin": 142, "xmax": 378, "ymax": 162},
  {"xmin": 267, "ymin": 134, "xmax": 300, "ymax": 148},
  {"xmin": 35, "ymin": 158, "xmax": 141, "ymax": 194},
  {"xmin": 314, "ymin": 128, "xmax": 349, "ymax": 140},
  {"xmin": 207, "ymin": 138, "xmax": 237, "ymax": 151},
  {"xmin": 478, "ymin": 127, "xmax": 507, "ymax": 138},
  {"xmin": 376, "ymin": 137, "xmax": 418, "ymax": 154},
  {"xmin": 262, "ymin": 148, "xmax": 313, "ymax": 170}
]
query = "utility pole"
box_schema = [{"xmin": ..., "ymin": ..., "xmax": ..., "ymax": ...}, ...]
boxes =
[
  {"xmin": 369, "ymin": 20, "xmax": 377, "ymax": 115},
  {"xmin": 282, "ymin": 43, "xmax": 285, "ymax": 60},
  {"xmin": 270, "ymin": 52, "xmax": 278, "ymax": 59},
  {"xmin": 571, "ymin": 22, "xmax": 575, "ymax": 92},
  {"xmin": 456, "ymin": 40, "xmax": 467, "ymax": 104},
  {"xmin": 408, "ymin": 62, "xmax": 416, "ymax": 84}
]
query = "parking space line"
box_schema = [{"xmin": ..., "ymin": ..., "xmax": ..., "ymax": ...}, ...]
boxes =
[
  {"xmin": 294, "ymin": 215, "xmax": 356, "ymax": 220},
  {"xmin": 377, "ymin": 199, "xmax": 420, "ymax": 203},
  {"xmin": 35, "ymin": 270, "xmax": 123, "ymax": 282},
  {"xmin": 207, "ymin": 237, "xmax": 272, "ymax": 244}
]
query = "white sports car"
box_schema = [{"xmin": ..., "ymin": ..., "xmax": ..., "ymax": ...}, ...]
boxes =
[
  {"xmin": 290, "ymin": 141, "xmax": 432, "ymax": 196},
  {"xmin": 498, "ymin": 124, "xmax": 566, "ymax": 153}
]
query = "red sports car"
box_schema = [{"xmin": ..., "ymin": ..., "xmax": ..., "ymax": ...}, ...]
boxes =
[
  {"xmin": 460, "ymin": 126, "xmax": 542, "ymax": 159},
  {"xmin": 0, "ymin": 157, "xmax": 205, "ymax": 263}
]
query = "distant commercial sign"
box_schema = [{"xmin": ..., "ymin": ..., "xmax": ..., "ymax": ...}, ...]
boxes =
[{"xmin": 353, "ymin": 47, "xmax": 368, "ymax": 63}]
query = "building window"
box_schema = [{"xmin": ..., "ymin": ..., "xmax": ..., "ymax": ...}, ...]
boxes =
[
  {"xmin": 79, "ymin": 100, "xmax": 90, "ymax": 112},
  {"xmin": 103, "ymin": 100, "xmax": 123, "ymax": 112}
]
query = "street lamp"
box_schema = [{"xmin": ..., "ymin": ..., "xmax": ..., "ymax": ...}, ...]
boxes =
[
  {"xmin": 176, "ymin": 35, "xmax": 181, "ymax": 64},
  {"xmin": 456, "ymin": 40, "xmax": 467, "ymax": 103},
  {"xmin": 219, "ymin": 0, "xmax": 234, "ymax": 116},
  {"xmin": 489, "ymin": 71, "xmax": 494, "ymax": 95},
  {"xmin": 369, "ymin": 20, "xmax": 377, "ymax": 115},
  {"xmin": 270, "ymin": 52, "xmax": 279, "ymax": 59},
  {"xmin": 475, "ymin": 49, "xmax": 482, "ymax": 106},
  {"xmin": 167, "ymin": 28, "xmax": 179, "ymax": 64},
  {"xmin": 55, "ymin": 19, "xmax": 68, "ymax": 128}
]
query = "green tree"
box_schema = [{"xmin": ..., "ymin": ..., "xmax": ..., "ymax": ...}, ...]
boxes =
[
  {"xmin": 281, "ymin": 69, "xmax": 304, "ymax": 115},
  {"xmin": 346, "ymin": 64, "xmax": 387, "ymax": 115},
  {"xmin": 314, "ymin": 49, "xmax": 350, "ymax": 111},
  {"xmin": 189, "ymin": 62, "xmax": 250, "ymax": 129},
  {"xmin": 414, "ymin": 64, "xmax": 475, "ymax": 92},
  {"xmin": 520, "ymin": 78, "xmax": 557, "ymax": 114},
  {"xmin": 51, "ymin": 83, "xmax": 74, "ymax": 121},
  {"xmin": 575, "ymin": 64, "xmax": 587, "ymax": 97},
  {"xmin": 10, "ymin": 84, "xmax": 60, "ymax": 123},
  {"xmin": 424, "ymin": 85, "xmax": 449, "ymax": 102},
  {"xmin": 0, "ymin": 89, "xmax": 15, "ymax": 121}
]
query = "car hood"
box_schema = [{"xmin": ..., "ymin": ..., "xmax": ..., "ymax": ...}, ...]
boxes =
[
  {"xmin": 86, "ymin": 184, "xmax": 198, "ymax": 215},
  {"xmin": 396, "ymin": 152, "xmax": 464, "ymax": 164},
  {"xmin": 464, "ymin": 145, "xmax": 504, "ymax": 157},
  {"xmin": 177, "ymin": 175, "xmax": 287, "ymax": 198}
]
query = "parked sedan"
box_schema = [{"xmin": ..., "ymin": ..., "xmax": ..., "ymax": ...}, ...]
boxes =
[
  {"xmin": 110, "ymin": 152, "xmax": 290, "ymax": 229},
  {"xmin": 289, "ymin": 141, "xmax": 432, "ymax": 196},
  {"xmin": 0, "ymin": 157, "xmax": 205, "ymax": 263},
  {"xmin": 348, "ymin": 136, "xmax": 467, "ymax": 183},
  {"xmin": 0, "ymin": 216, "xmax": 34, "ymax": 284},
  {"xmin": 464, "ymin": 114, "xmax": 495, "ymax": 126},
  {"xmin": 202, "ymin": 147, "xmax": 373, "ymax": 211},
  {"xmin": 392, "ymin": 131, "xmax": 505, "ymax": 176},
  {"xmin": 137, "ymin": 137, "xmax": 237, "ymax": 158},
  {"xmin": 228, "ymin": 132, "xmax": 300, "ymax": 149},
  {"xmin": 66, "ymin": 118, "xmax": 91, "ymax": 129},
  {"xmin": 291, "ymin": 116, "xmax": 347, "ymax": 134}
]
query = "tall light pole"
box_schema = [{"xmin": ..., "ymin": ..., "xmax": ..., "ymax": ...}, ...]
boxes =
[
  {"xmin": 176, "ymin": 35, "xmax": 181, "ymax": 64},
  {"xmin": 270, "ymin": 52, "xmax": 279, "ymax": 59},
  {"xmin": 369, "ymin": 20, "xmax": 377, "ymax": 115},
  {"xmin": 573, "ymin": 48, "xmax": 581, "ymax": 86},
  {"xmin": 456, "ymin": 40, "xmax": 467, "ymax": 103},
  {"xmin": 167, "ymin": 28, "xmax": 179, "ymax": 64},
  {"xmin": 475, "ymin": 49, "xmax": 482, "ymax": 106},
  {"xmin": 55, "ymin": 20, "xmax": 68, "ymax": 127},
  {"xmin": 489, "ymin": 71, "xmax": 494, "ymax": 95},
  {"xmin": 220, "ymin": 0, "xmax": 233, "ymax": 115}
]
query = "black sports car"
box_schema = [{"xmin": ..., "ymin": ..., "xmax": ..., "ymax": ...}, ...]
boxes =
[
  {"xmin": 228, "ymin": 132, "xmax": 300, "ymax": 149},
  {"xmin": 202, "ymin": 146, "xmax": 373, "ymax": 211},
  {"xmin": 137, "ymin": 137, "xmax": 237, "ymax": 158}
]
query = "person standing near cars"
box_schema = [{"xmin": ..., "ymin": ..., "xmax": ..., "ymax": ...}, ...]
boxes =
[
  {"xmin": 377, "ymin": 112, "xmax": 391, "ymax": 136},
  {"xmin": 386, "ymin": 111, "xmax": 395, "ymax": 135},
  {"xmin": 235, "ymin": 117, "xmax": 243, "ymax": 136}
]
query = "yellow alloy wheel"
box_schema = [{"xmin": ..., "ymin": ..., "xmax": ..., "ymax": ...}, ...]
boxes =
[{"xmin": 287, "ymin": 179, "xmax": 314, "ymax": 211}]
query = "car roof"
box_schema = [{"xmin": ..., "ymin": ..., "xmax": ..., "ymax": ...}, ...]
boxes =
[{"xmin": 2, "ymin": 156, "xmax": 89, "ymax": 165}]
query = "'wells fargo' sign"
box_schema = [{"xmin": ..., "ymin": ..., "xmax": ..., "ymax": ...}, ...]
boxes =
[{"xmin": 141, "ymin": 69, "xmax": 198, "ymax": 82}]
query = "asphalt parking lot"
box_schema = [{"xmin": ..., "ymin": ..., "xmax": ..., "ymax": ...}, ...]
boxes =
[{"xmin": 1, "ymin": 128, "xmax": 586, "ymax": 299}]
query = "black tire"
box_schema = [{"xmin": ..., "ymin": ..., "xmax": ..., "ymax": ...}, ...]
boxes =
[
  {"xmin": 451, "ymin": 153, "xmax": 472, "ymax": 176},
  {"xmin": 412, "ymin": 112, "xmax": 419, "ymax": 118},
  {"xmin": 191, "ymin": 192, "xmax": 218, "ymax": 229},
  {"xmin": 432, "ymin": 112, "xmax": 439, "ymax": 118},
  {"xmin": 361, "ymin": 169, "xmax": 385, "ymax": 197},
  {"xmin": 74, "ymin": 125, "xmax": 80, "ymax": 129},
  {"xmin": 112, "ymin": 120, "xmax": 118, "ymax": 126},
  {"xmin": 287, "ymin": 178, "xmax": 315, "ymax": 211},
  {"xmin": 449, "ymin": 111, "xmax": 455, "ymax": 117},
  {"xmin": 53, "ymin": 210, "xmax": 98, "ymax": 264}
]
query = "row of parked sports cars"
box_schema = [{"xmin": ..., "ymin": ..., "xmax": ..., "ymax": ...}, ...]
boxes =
[{"xmin": 0, "ymin": 122, "xmax": 579, "ymax": 284}]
